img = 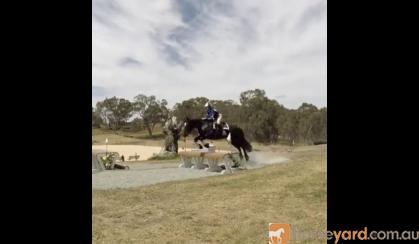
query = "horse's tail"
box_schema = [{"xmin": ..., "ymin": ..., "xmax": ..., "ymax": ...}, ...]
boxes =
[
  {"xmin": 231, "ymin": 126, "xmax": 252, "ymax": 152},
  {"xmin": 242, "ymin": 137, "xmax": 252, "ymax": 152}
]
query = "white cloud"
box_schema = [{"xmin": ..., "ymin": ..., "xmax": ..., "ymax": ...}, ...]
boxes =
[{"xmin": 92, "ymin": 0, "xmax": 327, "ymax": 109}]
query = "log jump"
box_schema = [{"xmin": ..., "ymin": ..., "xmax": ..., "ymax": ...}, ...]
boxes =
[{"xmin": 178, "ymin": 150, "xmax": 243, "ymax": 174}]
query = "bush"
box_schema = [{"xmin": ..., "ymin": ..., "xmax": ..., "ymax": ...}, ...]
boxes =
[{"xmin": 148, "ymin": 153, "xmax": 179, "ymax": 161}]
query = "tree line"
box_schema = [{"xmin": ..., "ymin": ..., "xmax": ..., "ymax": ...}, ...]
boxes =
[{"xmin": 92, "ymin": 89, "xmax": 327, "ymax": 145}]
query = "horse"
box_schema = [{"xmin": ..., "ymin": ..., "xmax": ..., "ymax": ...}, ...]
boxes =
[
  {"xmin": 269, "ymin": 228, "xmax": 285, "ymax": 244},
  {"xmin": 180, "ymin": 117, "xmax": 252, "ymax": 161}
]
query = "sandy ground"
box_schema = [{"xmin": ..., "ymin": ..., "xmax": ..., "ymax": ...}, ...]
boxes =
[
  {"xmin": 92, "ymin": 144, "xmax": 231, "ymax": 161},
  {"xmin": 92, "ymin": 151, "xmax": 289, "ymax": 189},
  {"xmin": 92, "ymin": 145, "xmax": 163, "ymax": 161}
]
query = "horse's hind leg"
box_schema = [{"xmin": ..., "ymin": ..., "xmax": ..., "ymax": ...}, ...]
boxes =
[
  {"xmin": 234, "ymin": 145, "xmax": 243, "ymax": 160},
  {"xmin": 240, "ymin": 147, "xmax": 248, "ymax": 169},
  {"xmin": 243, "ymin": 147, "xmax": 249, "ymax": 161}
]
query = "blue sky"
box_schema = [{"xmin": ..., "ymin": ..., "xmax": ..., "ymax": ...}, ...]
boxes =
[{"xmin": 92, "ymin": 0, "xmax": 327, "ymax": 109}]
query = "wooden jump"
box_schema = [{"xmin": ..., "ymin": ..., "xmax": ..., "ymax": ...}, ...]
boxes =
[
  {"xmin": 178, "ymin": 151, "xmax": 239, "ymax": 174},
  {"xmin": 178, "ymin": 151, "xmax": 229, "ymax": 158},
  {"xmin": 178, "ymin": 151, "xmax": 205, "ymax": 169},
  {"xmin": 179, "ymin": 151, "xmax": 205, "ymax": 157}
]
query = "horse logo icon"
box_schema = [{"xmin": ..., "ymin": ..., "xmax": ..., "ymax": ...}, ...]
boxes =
[{"xmin": 269, "ymin": 223, "xmax": 290, "ymax": 244}]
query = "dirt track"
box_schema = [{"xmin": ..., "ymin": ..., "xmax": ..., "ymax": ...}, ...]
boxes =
[
  {"xmin": 92, "ymin": 145, "xmax": 231, "ymax": 161},
  {"xmin": 92, "ymin": 151, "xmax": 289, "ymax": 189}
]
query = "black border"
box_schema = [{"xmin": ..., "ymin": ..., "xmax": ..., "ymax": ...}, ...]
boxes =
[
  {"xmin": 328, "ymin": 0, "xmax": 419, "ymax": 238},
  {"xmin": 3, "ymin": 1, "xmax": 92, "ymax": 242},
  {"xmin": 4, "ymin": 0, "xmax": 418, "ymax": 242}
]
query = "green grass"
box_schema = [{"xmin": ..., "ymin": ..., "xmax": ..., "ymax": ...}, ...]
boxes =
[
  {"xmin": 92, "ymin": 145, "xmax": 327, "ymax": 243},
  {"xmin": 148, "ymin": 153, "xmax": 180, "ymax": 161}
]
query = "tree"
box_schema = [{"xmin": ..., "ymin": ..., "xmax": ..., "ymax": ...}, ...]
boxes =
[
  {"xmin": 309, "ymin": 108, "xmax": 327, "ymax": 143},
  {"xmin": 239, "ymin": 89, "xmax": 281, "ymax": 143},
  {"xmin": 92, "ymin": 89, "xmax": 327, "ymax": 145},
  {"xmin": 92, "ymin": 107, "xmax": 103, "ymax": 128},
  {"xmin": 133, "ymin": 94, "xmax": 169, "ymax": 136},
  {"xmin": 172, "ymin": 97, "xmax": 209, "ymax": 120},
  {"xmin": 95, "ymin": 101, "xmax": 110, "ymax": 127},
  {"xmin": 296, "ymin": 103, "xmax": 319, "ymax": 143},
  {"xmin": 210, "ymin": 99, "xmax": 241, "ymax": 125},
  {"xmin": 96, "ymin": 97, "xmax": 133, "ymax": 130},
  {"xmin": 239, "ymin": 89, "xmax": 266, "ymax": 105}
]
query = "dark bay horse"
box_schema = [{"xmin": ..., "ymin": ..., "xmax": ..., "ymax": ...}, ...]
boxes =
[{"xmin": 180, "ymin": 117, "xmax": 252, "ymax": 161}]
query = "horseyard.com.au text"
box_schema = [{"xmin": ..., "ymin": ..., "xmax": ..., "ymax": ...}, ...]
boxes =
[{"xmin": 268, "ymin": 224, "xmax": 419, "ymax": 243}]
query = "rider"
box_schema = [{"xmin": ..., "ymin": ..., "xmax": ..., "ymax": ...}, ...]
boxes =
[{"xmin": 204, "ymin": 102, "xmax": 222, "ymax": 130}]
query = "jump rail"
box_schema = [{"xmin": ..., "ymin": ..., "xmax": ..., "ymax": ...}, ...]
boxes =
[{"xmin": 178, "ymin": 151, "xmax": 243, "ymax": 174}]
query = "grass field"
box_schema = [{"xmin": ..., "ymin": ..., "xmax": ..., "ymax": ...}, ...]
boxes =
[{"xmin": 92, "ymin": 142, "xmax": 327, "ymax": 243}]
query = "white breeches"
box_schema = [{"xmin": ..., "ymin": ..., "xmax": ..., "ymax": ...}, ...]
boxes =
[{"xmin": 216, "ymin": 114, "xmax": 222, "ymax": 124}]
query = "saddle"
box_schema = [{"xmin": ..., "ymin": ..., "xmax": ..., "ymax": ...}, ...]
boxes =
[{"xmin": 202, "ymin": 120, "xmax": 229, "ymax": 137}]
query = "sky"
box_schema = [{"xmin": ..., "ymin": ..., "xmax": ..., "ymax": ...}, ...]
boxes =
[{"xmin": 92, "ymin": 0, "xmax": 327, "ymax": 109}]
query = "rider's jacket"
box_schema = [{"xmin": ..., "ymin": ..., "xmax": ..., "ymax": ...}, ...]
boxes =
[{"xmin": 206, "ymin": 107, "xmax": 219, "ymax": 120}]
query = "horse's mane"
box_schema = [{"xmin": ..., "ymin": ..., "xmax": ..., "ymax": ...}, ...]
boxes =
[{"xmin": 186, "ymin": 118, "xmax": 202, "ymax": 122}]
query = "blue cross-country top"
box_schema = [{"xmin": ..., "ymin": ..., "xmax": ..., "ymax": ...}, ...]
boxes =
[{"xmin": 206, "ymin": 107, "xmax": 219, "ymax": 120}]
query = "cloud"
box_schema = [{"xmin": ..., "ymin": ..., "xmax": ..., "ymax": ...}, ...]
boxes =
[
  {"xmin": 294, "ymin": 0, "xmax": 327, "ymax": 34},
  {"xmin": 92, "ymin": 86, "xmax": 108, "ymax": 101},
  {"xmin": 92, "ymin": 0, "xmax": 327, "ymax": 109},
  {"xmin": 119, "ymin": 57, "xmax": 143, "ymax": 67}
]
